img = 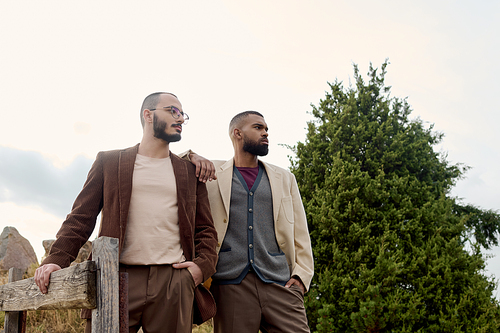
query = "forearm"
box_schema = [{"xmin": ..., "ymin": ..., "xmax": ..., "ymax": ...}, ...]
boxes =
[{"xmin": 178, "ymin": 150, "xmax": 217, "ymax": 183}]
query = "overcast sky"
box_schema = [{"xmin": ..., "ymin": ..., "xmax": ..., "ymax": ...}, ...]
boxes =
[{"xmin": 1, "ymin": 0, "xmax": 499, "ymax": 295}]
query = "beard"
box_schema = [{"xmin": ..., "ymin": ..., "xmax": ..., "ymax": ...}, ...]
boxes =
[
  {"xmin": 243, "ymin": 137, "xmax": 269, "ymax": 156},
  {"xmin": 153, "ymin": 113, "xmax": 181, "ymax": 143}
]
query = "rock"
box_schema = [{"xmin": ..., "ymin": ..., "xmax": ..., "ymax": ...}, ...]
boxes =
[
  {"xmin": 0, "ymin": 226, "xmax": 39, "ymax": 273},
  {"xmin": 42, "ymin": 239, "xmax": 92, "ymax": 265}
]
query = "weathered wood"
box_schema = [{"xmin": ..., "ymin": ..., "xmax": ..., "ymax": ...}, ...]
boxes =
[
  {"xmin": 91, "ymin": 236, "xmax": 120, "ymax": 333},
  {"xmin": 4, "ymin": 267, "xmax": 26, "ymax": 333},
  {"xmin": 0, "ymin": 236, "xmax": 122, "ymax": 333},
  {"xmin": 119, "ymin": 272, "xmax": 129, "ymax": 333},
  {"xmin": 0, "ymin": 261, "xmax": 97, "ymax": 311}
]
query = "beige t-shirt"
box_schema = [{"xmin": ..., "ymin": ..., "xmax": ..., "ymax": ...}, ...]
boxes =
[{"xmin": 120, "ymin": 154, "xmax": 185, "ymax": 265}]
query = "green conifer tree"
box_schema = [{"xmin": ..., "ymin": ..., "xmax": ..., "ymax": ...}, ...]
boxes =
[{"xmin": 291, "ymin": 61, "xmax": 500, "ymax": 332}]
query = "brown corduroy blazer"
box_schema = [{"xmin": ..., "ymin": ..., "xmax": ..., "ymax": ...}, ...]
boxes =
[{"xmin": 42, "ymin": 144, "xmax": 218, "ymax": 324}]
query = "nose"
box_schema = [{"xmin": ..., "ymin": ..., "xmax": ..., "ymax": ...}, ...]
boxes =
[
  {"xmin": 175, "ymin": 114, "xmax": 186, "ymax": 125},
  {"xmin": 178, "ymin": 113, "xmax": 188, "ymax": 125}
]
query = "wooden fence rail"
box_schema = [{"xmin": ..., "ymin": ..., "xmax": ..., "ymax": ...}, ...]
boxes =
[{"xmin": 0, "ymin": 236, "xmax": 125, "ymax": 333}]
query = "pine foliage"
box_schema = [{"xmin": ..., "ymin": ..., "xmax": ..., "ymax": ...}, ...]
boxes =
[{"xmin": 291, "ymin": 62, "xmax": 500, "ymax": 332}]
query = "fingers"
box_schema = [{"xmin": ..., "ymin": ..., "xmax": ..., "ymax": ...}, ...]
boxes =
[
  {"xmin": 34, "ymin": 267, "xmax": 45, "ymax": 294},
  {"xmin": 34, "ymin": 264, "xmax": 61, "ymax": 294},
  {"xmin": 285, "ymin": 277, "xmax": 305, "ymax": 293},
  {"xmin": 173, "ymin": 261, "xmax": 203, "ymax": 286},
  {"xmin": 297, "ymin": 282, "xmax": 305, "ymax": 294},
  {"xmin": 190, "ymin": 153, "xmax": 217, "ymax": 183},
  {"xmin": 196, "ymin": 161, "xmax": 216, "ymax": 183},
  {"xmin": 172, "ymin": 262, "xmax": 190, "ymax": 269},
  {"xmin": 285, "ymin": 277, "xmax": 297, "ymax": 288},
  {"xmin": 35, "ymin": 265, "xmax": 49, "ymax": 294},
  {"xmin": 207, "ymin": 163, "xmax": 217, "ymax": 181},
  {"xmin": 187, "ymin": 263, "xmax": 203, "ymax": 286},
  {"xmin": 196, "ymin": 162, "xmax": 208, "ymax": 183}
]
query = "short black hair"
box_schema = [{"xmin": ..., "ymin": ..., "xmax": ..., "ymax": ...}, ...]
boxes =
[
  {"xmin": 140, "ymin": 92, "xmax": 178, "ymax": 127},
  {"xmin": 228, "ymin": 111, "xmax": 264, "ymax": 136}
]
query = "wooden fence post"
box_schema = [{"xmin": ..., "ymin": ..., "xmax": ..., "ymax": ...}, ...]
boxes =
[
  {"xmin": 4, "ymin": 267, "xmax": 26, "ymax": 333},
  {"xmin": 91, "ymin": 236, "xmax": 120, "ymax": 333}
]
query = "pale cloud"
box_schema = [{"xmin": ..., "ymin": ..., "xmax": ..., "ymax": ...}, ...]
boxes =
[{"xmin": 0, "ymin": 146, "xmax": 92, "ymax": 217}]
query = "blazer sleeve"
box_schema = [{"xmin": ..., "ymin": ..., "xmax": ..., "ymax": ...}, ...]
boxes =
[
  {"xmin": 290, "ymin": 173, "xmax": 315, "ymax": 291},
  {"xmin": 42, "ymin": 152, "xmax": 104, "ymax": 268},
  {"xmin": 192, "ymin": 177, "xmax": 218, "ymax": 282}
]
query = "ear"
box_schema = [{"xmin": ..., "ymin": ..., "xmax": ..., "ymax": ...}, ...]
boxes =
[
  {"xmin": 143, "ymin": 109, "xmax": 154, "ymax": 124},
  {"xmin": 233, "ymin": 128, "xmax": 242, "ymax": 139}
]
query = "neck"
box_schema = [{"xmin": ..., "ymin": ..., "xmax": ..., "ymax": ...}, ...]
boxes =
[
  {"xmin": 138, "ymin": 135, "xmax": 170, "ymax": 159},
  {"xmin": 233, "ymin": 149, "xmax": 259, "ymax": 168}
]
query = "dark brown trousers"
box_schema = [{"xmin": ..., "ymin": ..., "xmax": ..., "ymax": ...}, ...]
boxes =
[
  {"xmin": 85, "ymin": 264, "xmax": 195, "ymax": 333},
  {"xmin": 210, "ymin": 272, "xmax": 310, "ymax": 333}
]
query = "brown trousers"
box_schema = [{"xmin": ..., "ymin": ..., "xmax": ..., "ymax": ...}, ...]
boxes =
[
  {"xmin": 85, "ymin": 264, "xmax": 195, "ymax": 333},
  {"xmin": 210, "ymin": 272, "xmax": 310, "ymax": 333}
]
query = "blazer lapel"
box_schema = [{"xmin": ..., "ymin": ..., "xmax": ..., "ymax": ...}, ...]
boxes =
[
  {"xmin": 217, "ymin": 159, "xmax": 234, "ymax": 217},
  {"xmin": 118, "ymin": 144, "xmax": 139, "ymax": 233},
  {"xmin": 171, "ymin": 153, "xmax": 189, "ymax": 215},
  {"xmin": 262, "ymin": 161, "xmax": 282, "ymax": 222}
]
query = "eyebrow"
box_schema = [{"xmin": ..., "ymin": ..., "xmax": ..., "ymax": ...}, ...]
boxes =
[
  {"xmin": 162, "ymin": 106, "xmax": 184, "ymax": 111},
  {"xmin": 252, "ymin": 122, "xmax": 268, "ymax": 130}
]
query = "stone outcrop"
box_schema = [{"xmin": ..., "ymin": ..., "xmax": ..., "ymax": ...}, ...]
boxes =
[
  {"xmin": 0, "ymin": 226, "xmax": 39, "ymax": 273},
  {"xmin": 42, "ymin": 239, "xmax": 92, "ymax": 265}
]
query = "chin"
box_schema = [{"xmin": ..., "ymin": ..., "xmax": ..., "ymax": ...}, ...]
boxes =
[{"xmin": 168, "ymin": 134, "xmax": 182, "ymax": 143}]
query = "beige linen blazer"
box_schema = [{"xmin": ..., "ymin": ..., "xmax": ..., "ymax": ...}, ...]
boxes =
[{"xmin": 206, "ymin": 159, "xmax": 314, "ymax": 290}]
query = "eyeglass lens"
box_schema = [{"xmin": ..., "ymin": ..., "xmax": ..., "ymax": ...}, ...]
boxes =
[{"xmin": 170, "ymin": 106, "xmax": 189, "ymax": 123}]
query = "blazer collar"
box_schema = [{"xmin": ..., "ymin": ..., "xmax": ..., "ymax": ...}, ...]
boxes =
[{"xmin": 118, "ymin": 144, "xmax": 140, "ymax": 230}]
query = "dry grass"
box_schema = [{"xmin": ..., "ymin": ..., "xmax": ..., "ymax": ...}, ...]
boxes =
[
  {"xmin": 0, "ymin": 265, "xmax": 213, "ymax": 332},
  {"xmin": 0, "ymin": 265, "xmax": 85, "ymax": 333},
  {"xmin": 192, "ymin": 321, "xmax": 214, "ymax": 333}
]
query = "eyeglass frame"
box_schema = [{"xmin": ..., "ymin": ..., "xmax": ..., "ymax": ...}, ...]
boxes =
[{"xmin": 149, "ymin": 105, "xmax": 189, "ymax": 125}]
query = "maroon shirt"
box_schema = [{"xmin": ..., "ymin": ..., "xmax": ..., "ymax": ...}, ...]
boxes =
[{"xmin": 236, "ymin": 166, "xmax": 259, "ymax": 189}]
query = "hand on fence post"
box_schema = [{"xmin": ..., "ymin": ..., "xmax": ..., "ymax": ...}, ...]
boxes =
[{"xmin": 34, "ymin": 264, "xmax": 62, "ymax": 294}]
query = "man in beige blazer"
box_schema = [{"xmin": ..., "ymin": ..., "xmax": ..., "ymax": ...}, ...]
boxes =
[
  {"xmin": 34, "ymin": 92, "xmax": 218, "ymax": 333},
  {"xmin": 189, "ymin": 111, "xmax": 314, "ymax": 333}
]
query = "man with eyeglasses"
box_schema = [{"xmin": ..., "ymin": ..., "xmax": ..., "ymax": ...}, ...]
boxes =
[
  {"xmin": 34, "ymin": 92, "xmax": 218, "ymax": 333},
  {"xmin": 186, "ymin": 111, "xmax": 314, "ymax": 333}
]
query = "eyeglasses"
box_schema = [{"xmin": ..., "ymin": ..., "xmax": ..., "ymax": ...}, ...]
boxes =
[{"xmin": 149, "ymin": 106, "xmax": 189, "ymax": 125}]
